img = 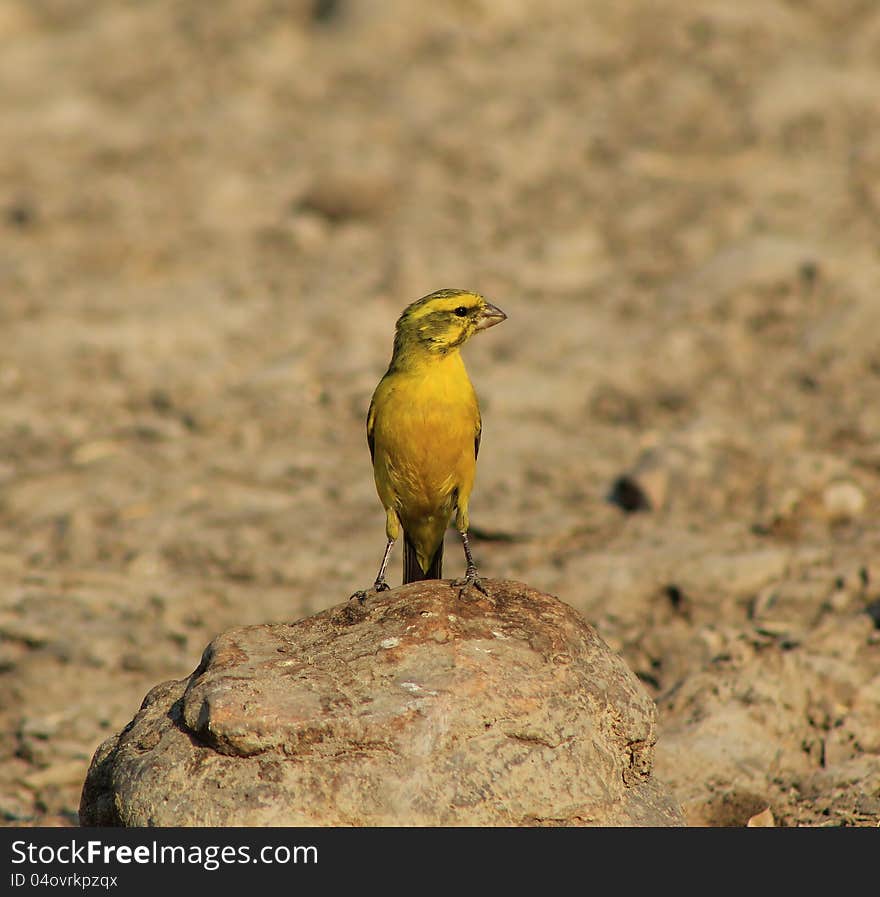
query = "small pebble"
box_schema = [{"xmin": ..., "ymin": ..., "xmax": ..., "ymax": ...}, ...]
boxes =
[{"xmin": 822, "ymin": 481, "xmax": 866, "ymax": 520}]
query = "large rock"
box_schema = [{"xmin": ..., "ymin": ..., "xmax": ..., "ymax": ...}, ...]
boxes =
[{"xmin": 79, "ymin": 580, "xmax": 683, "ymax": 826}]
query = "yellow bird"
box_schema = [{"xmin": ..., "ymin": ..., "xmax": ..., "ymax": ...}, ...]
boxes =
[{"xmin": 353, "ymin": 288, "xmax": 506, "ymax": 599}]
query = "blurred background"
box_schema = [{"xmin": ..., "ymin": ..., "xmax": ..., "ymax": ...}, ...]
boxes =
[{"xmin": 2, "ymin": 0, "xmax": 880, "ymax": 826}]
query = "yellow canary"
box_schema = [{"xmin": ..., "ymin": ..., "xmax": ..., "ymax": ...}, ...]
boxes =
[{"xmin": 353, "ymin": 288, "xmax": 506, "ymax": 598}]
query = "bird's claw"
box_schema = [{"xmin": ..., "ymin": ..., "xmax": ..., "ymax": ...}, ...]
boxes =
[
  {"xmin": 453, "ymin": 569, "xmax": 488, "ymax": 599},
  {"xmin": 348, "ymin": 580, "xmax": 390, "ymax": 604}
]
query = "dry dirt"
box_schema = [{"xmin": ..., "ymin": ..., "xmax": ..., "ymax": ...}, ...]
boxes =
[{"xmin": 1, "ymin": 0, "xmax": 879, "ymax": 827}]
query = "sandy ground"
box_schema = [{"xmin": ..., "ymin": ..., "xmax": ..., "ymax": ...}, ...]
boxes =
[{"xmin": 1, "ymin": 0, "xmax": 879, "ymax": 826}]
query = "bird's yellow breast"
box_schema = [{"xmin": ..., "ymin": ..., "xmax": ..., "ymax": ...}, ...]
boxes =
[{"xmin": 370, "ymin": 350, "xmax": 479, "ymax": 526}]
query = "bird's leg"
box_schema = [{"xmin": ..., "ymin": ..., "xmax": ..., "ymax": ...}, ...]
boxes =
[
  {"xmin": 373, "ymin": 538, "xmax": 395, "ymax": 591},
  {"xmin": 454, "ymin": 530, "xmax": 488, "ymax": 597},
  {"xmin": 349, "ymin": 538, "xmax": 395, "ymax": 603}
]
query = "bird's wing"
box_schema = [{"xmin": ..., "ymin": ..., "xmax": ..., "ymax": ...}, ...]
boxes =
[
  {"xmin": 366, "ymin": 397, "xmax": 377, "ymax": 463},
  {"xmin": 474, "ymin": 411, "xmax": 482, "ymax": 460}
]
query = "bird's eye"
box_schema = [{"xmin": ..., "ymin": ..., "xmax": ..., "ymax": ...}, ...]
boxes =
[{"xmin": 454, "ymin": 306, "xmax": 468, "ymax": 317}]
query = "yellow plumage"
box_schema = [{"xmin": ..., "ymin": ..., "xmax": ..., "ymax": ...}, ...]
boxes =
[{"xmin": 355, "ymin": 288, "xmax": 506, "ymax": 596}]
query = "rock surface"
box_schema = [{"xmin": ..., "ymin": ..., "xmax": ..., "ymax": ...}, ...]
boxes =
[{"xmin": 79, "ymin": 581, "xmax": 683, "ymax": 826}]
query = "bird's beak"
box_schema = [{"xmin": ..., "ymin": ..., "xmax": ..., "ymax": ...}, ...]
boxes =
[{"xmin": 475, "ymin": 302, "xmax": 507, "ymax": 330}]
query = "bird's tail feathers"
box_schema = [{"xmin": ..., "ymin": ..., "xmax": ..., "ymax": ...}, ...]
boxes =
[{"xmin": 403, "ymin": 534, "xmax": 443, "ymax": 584}]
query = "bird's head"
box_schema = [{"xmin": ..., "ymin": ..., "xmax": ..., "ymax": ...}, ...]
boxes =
[{"xmin": 394, "ymin": 289, "xmax": 506, "ymax": 355}]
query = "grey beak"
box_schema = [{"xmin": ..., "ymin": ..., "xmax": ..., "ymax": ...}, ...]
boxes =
[{"xmin": 475, "ymin": 302, "xmax": 507, "ymax": 330}]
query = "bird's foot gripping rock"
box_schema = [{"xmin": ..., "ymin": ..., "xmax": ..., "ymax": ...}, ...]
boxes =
[
  {"xmin": 348, "ymin": 581, "xmax": 391, "ymax": 604},
  {"xmin": 453, "ymin": 569, "xmax": 489, "ymax": 599}
]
